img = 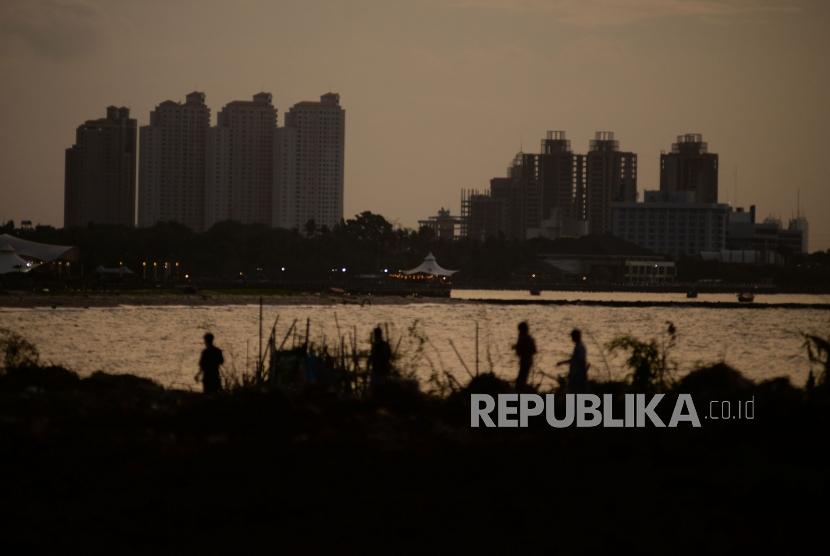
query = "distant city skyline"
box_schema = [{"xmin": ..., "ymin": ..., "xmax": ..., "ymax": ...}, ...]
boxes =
[
  {"xmin": 1, "ymin": 0, "xmax": 828, "ymax": 250},
  {"xmin": 98, "ymin": 90, "xmax": 345, "ymax": 232}
]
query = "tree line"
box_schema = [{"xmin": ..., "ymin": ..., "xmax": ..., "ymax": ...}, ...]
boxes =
[{"xmin": 2, "ymin": 213, "xmax": 827, "ymax": 288}]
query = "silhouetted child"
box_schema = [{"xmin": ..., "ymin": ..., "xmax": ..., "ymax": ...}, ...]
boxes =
[
  {"xmin": 370, "ymin": 326, "xmax": 392, "ymax": 391},
  {"xmin": 196, "ymin": 332, "xmax": 224, "ymax": 394},
  {"xmin": 557, "ymin": 328, "xmax": 588, "ymax": 392},
  {"xmin": 513, "ymin": 321, "xmax": 537, "ymax": 388}
]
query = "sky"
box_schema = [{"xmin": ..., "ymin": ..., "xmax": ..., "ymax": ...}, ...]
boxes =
[{"xmin": 1, "ymin": 0, "xmax": 828, "ymax": 250}]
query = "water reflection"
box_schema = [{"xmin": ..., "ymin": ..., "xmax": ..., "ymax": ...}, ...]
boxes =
[{"xmin": 1, "ymin": 298, "xmax": 827, "ymax": 389}]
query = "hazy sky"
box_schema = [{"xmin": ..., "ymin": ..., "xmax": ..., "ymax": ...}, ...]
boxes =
[{"xmin": 1, "ymin": 0, "xmax": 828, "ymax": 249}]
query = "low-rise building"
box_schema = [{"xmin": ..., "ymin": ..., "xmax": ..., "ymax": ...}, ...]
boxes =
[
  {"xmin": 611, "ymin": 190, "xmax": 728, "ymax": 259},
  {"xmin": 538, "ymin": 235, "xmax": 670, "ymax": 284},
  {"xmin": 716, "ymin": 206, "xmax": 807, "ymax": 263},
  {"xmin": 624, "ymin": 260, "xmax": 677, "ymax": 284}
]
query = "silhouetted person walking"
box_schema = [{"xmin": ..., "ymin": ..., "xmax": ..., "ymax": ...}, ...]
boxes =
[
  {"xmin": 196, "ymin": 332, "xmax": 224, "ymax": 394},
  {"xmin": 369, "ymin": 326, "xmax": 392, "ymax": 392},
  {"xmin": 557, "ymin": 329, "xmax": 588, "ymax": 392},
  {"xmin": 513, "ymin": 321, "xmax": 537, "ymax": 388}
]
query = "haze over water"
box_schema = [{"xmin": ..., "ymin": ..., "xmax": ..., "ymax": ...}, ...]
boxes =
[{"xmin": 2, "ymin": 292, "xmax": 828, "ymax": 390}]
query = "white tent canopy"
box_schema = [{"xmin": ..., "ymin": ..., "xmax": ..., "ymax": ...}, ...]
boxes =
[
  {"xmin": 0, "ymin": 243, "xmax": 34, "ymax": 274},
  {"xmin": 0, "ymin": 234, "xmax": 76, "ymax": 263},
  {"xmin": 401, "ymin": 253, "xmax": 457, "ymax": 277}
]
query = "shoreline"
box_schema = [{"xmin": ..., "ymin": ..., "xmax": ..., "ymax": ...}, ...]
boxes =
[
  {"xmin": 0, "ymin": 291, "xmax": 460, "ymax": 308},
  {"xmin": 465, "ymin": 298, "xmax": 830, "ymax": 310},
  {"xmin": 1, "ymin": 291, "xmax": 829, "ymax": 309}
]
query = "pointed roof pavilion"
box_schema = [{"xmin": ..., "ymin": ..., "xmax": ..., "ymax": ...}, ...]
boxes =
[{"xmin": 401, "ymin": 253, "xmax": 457, "ymax": 277}]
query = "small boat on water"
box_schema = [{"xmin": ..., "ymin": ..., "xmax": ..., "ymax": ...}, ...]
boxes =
[
  {"xmin": 686, "ymin": 290, "xmax": 698, "ymax": 299},
  {"xmin": 737, "ymin": 292, "xmax": 755, "ymax": 303}
]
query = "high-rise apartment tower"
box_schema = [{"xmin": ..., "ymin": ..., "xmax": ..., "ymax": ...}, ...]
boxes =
[
  {"xmin": 138, "ymin": 92, "xmax": 210, "ymax": 231},
  {"xmin": 205, "ymin": 93, "xmax": 277, "ymax": 227},
  {"xmin": 274, "ymin": 93, "xmax": 345, "ymax": 231},
  {"xmin": 659, "ymin": 133, "xmax": 718, "ymax": 204},
  {"xmin": 584, "ymin": 131, "xmax": 637, "ymax": 235},
  {"xmin": 64, "ymin": 106, "xmax": 137, "ymax": 227}
]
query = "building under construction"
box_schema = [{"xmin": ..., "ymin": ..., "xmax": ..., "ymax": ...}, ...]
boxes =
[
  {"xmin": 417, "ymin": 208, "xmax": 462, "ymax": 240},
  {"xmin": 461, "ymin": 130, "xmax": 622, "ymax": 240},
  {"xmin": 584, "ymin": 131, "xmax": 637, "ymax": 235},
  {"xmin": 660, "ymin": 133, "xmax": 718, "ymax": 204}
]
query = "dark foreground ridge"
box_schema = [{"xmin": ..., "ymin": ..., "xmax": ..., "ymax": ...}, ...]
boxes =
[{"xmin": 1, "ymin": 360, "xmax": 829, "ymax": 554}]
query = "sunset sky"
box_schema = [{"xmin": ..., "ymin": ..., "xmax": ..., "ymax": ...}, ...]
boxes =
[{"xmin": 1, "ymin": 0, "xmax": 828, "ymax": 249}]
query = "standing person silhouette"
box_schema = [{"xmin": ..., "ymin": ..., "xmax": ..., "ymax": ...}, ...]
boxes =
[
  {"xmin": 557, "ymin": 329, "xmax": 588, "ymax": 392},
  {"xmin": 369, "ymin": 326, "xmax": 392, "ymax": 392},
  {"xmin": 513, "ymin": 321, "xmax": 537, "ymax": 389},
  {"xmin": 196, "ymin": 332, "xmax": 224, "ymax": 394}
]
